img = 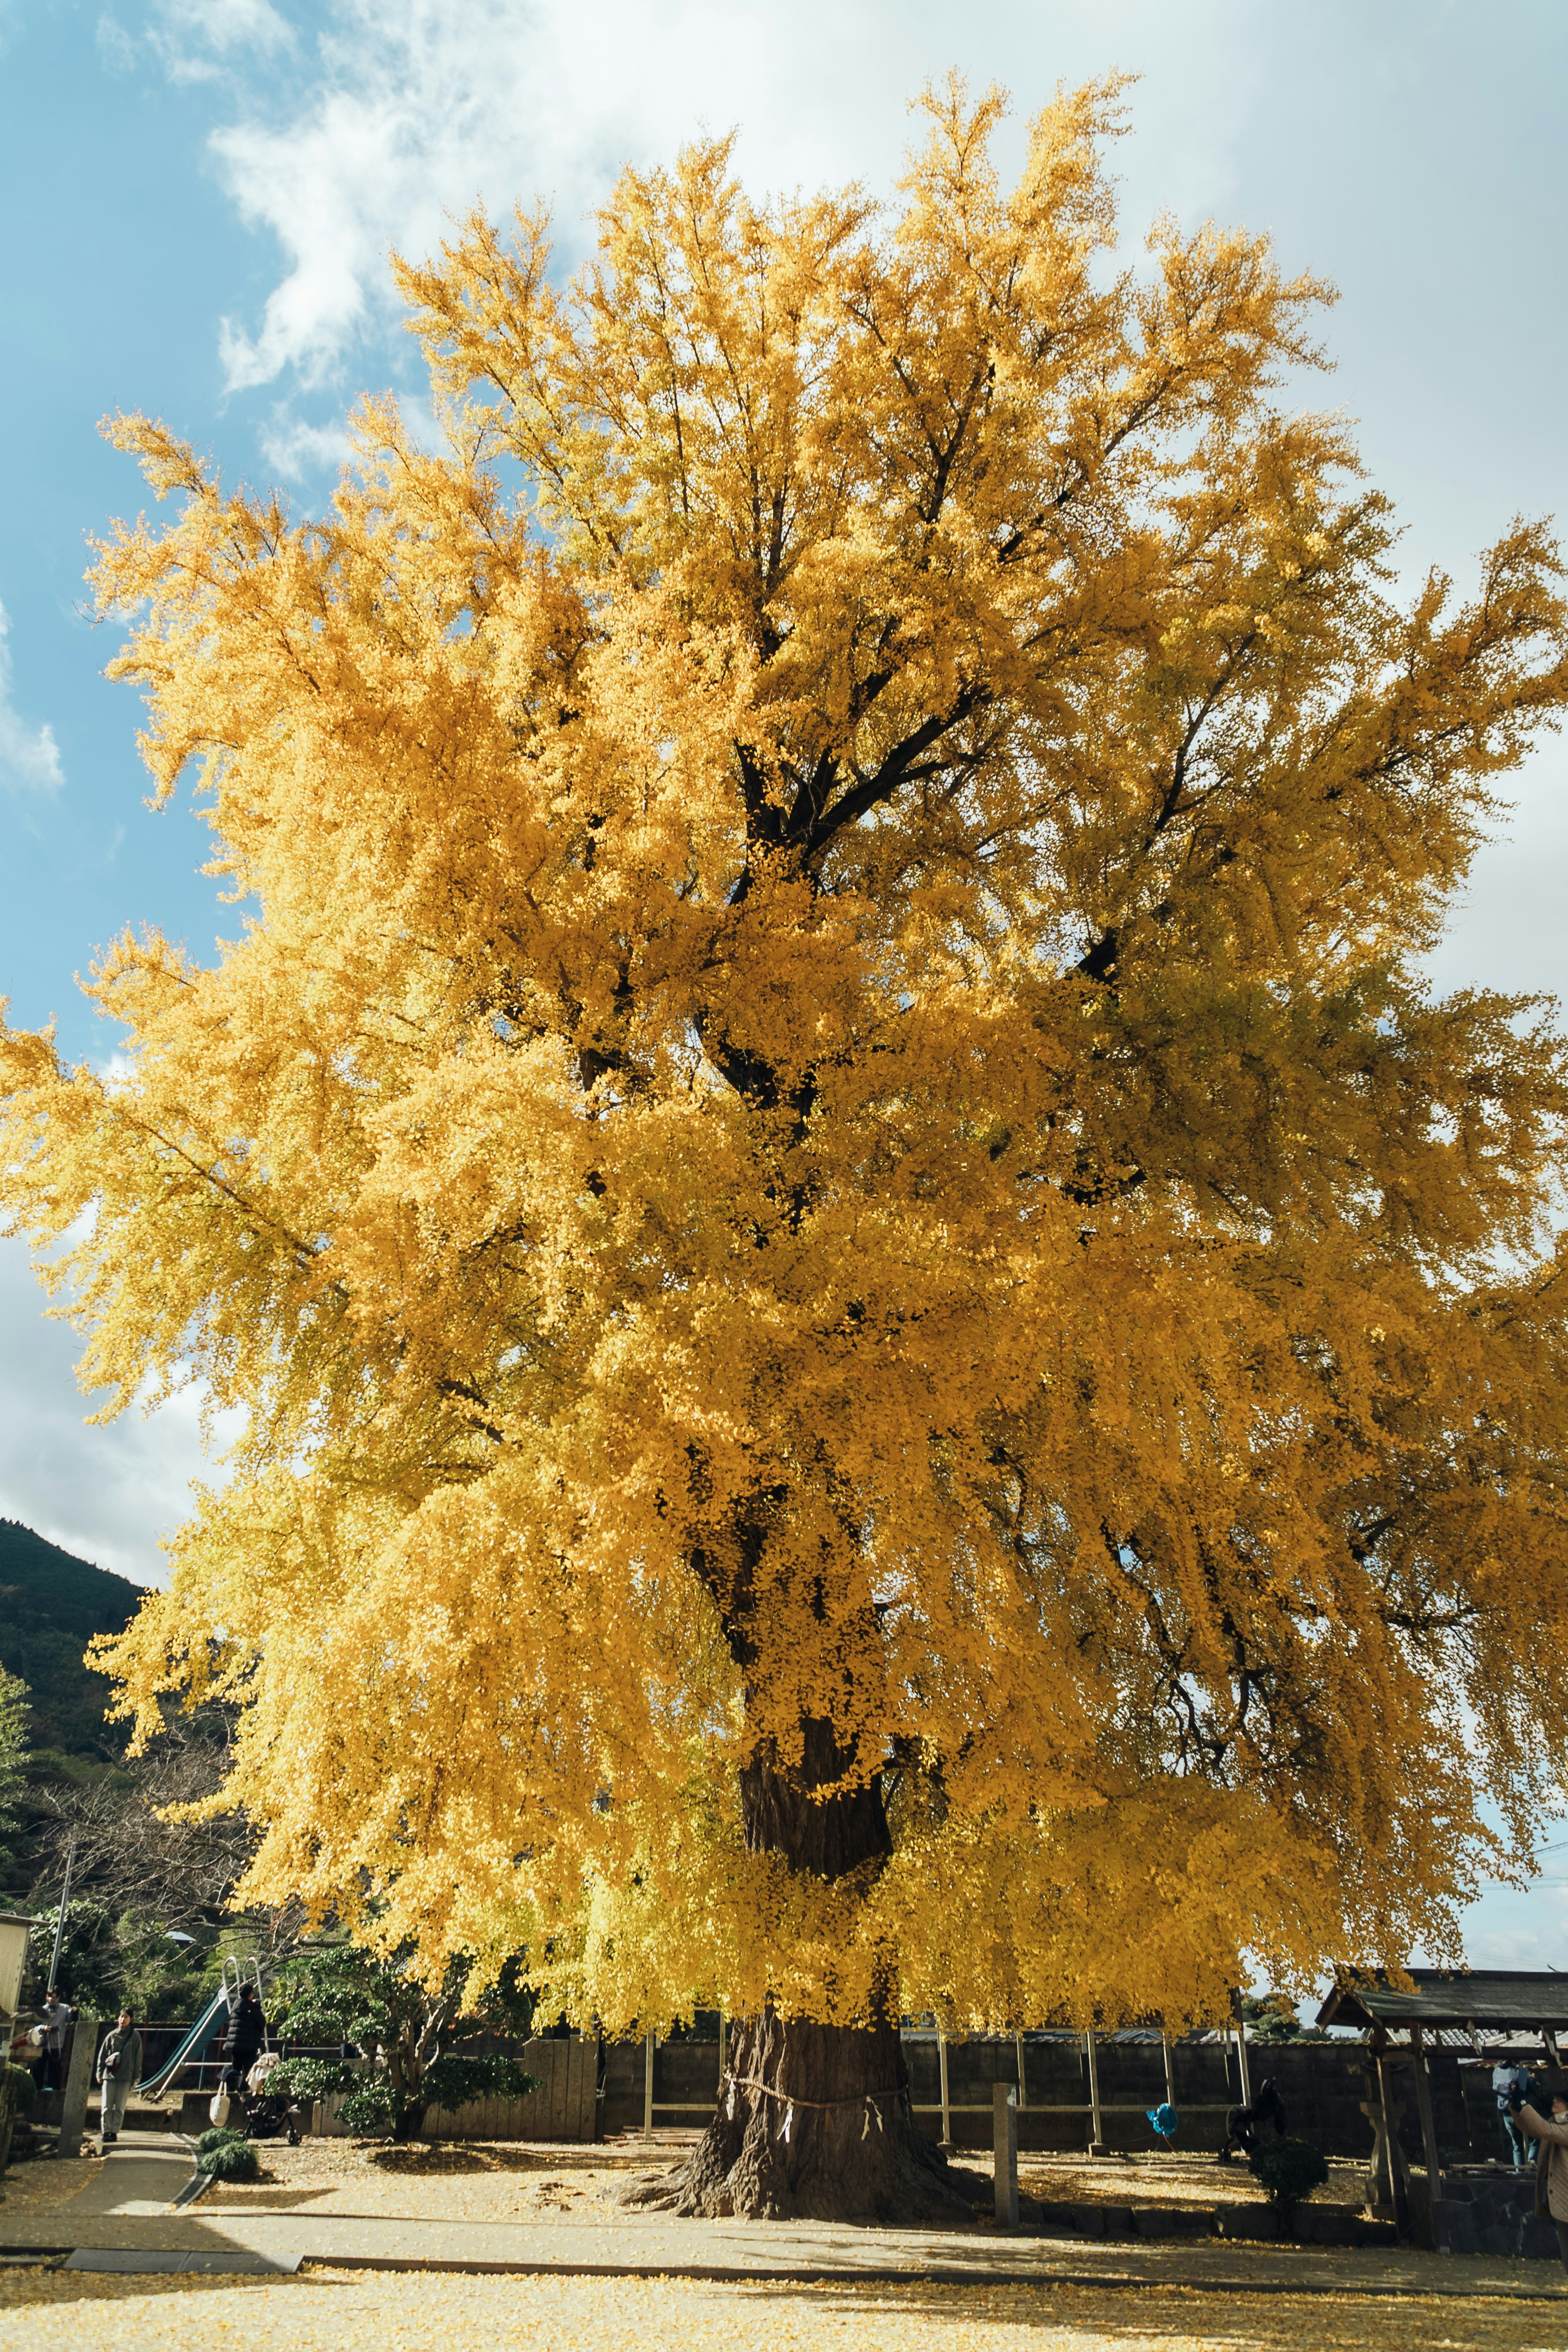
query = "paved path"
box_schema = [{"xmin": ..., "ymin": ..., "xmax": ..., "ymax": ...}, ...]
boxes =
[
  {"xmin": 3, "ymin": 2133, "xmax": 1565, "ymax": 2301},
  {"xmin": 59, "ymin": 2136, "xmax": 194, "ymax": 2222}
]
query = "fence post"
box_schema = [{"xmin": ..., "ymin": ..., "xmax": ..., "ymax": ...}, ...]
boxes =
[
  {"xmin": 1410, "ymin": 2024, "xmax": 1446, "ymax": 2225},
  {"xmin": 1231, "ymin": 1992, "xmax": 1252, "ymax": 2107},
  {"xmin": 718, "ymin": 2012, "xmax": 727, "ymax": 2088},
  {"xmin": 59, "ymin": 2012, "xmax": 96, "ymax": 2157},
  {"xmin": 1376, "ymin": 2054, "xmax": 1411, "ymax": 2239},
  {"xmin": 1014, "ymin": 2031, "xmax": 1027, "ymax": 2108},
  {"xmin": 643, "ymin": 2029, "xmax": 655, "ymax": 2139},
  {"xmin": 1161, "ymin": 2029, "xmax": 1175, "ymax": 2111},
  {"xmin": 993, "ymin": 2083, "xmax": 1019, "ymax": 2226},
  {"xmin": 1084, "ymin": 2028, "xmax": 1104, "ymax": 2156},
  {"xmin": 938, "ymin": 2029, "xmax": 951, "ymax": 2147}
]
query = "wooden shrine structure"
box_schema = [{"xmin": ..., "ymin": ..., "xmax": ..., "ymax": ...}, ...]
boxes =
[{"xmin": 1316, "ymin": 1968, "xmax": 1568, "ymax": 2224}]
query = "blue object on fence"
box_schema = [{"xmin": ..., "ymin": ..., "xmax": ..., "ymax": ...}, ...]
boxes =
[{"xmin": 1147, "ymin": 2102, "xmax": 1178, "ymax": 2143}]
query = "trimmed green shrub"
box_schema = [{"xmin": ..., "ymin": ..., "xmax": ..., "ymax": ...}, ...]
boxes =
[
  {"xmin": 1249, "ymin": 2134, "xmax": 1330, "ymax": 2211},
  {"xmin": 196, "ymin": 2125, "xmax": 247, "ymax": 2155},
  {"xmin": 269, "ymin": 2048, "xmax": 539, "ymax": 2143},
  {"xmin": 196, "ymin": 2136, "xmax": 261, "ymax": 2183},
  {"xmin": 337, "ymin": 2081, "xmax": 397, "ymax": 2137}
]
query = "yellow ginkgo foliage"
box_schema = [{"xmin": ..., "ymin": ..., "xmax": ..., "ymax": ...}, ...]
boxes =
[{"xmin": 5, "ymin": 79, "xmax": 1568, "ymax": 2219}]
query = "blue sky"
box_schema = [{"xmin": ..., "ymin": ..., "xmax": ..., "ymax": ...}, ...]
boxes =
[{"xmin": 1, "ymin": 0, "xmax": 1566, "ymax": 1964}]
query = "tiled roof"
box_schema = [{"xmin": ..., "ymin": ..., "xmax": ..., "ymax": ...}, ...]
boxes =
[{"xmin": 1317, "ymin": 1968, "xmax": 1568, "ymax": 2033}]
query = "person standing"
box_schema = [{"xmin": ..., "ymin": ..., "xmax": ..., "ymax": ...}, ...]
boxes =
[
  {"xmin": 96, "ymin": 2010, "xmax": 143, "ymax": 2148},
  {"xmin": 1494, "ymin": 2055, "xmax": 1534, "ymax": 2166},
  {"xmin": 38, "ymin": 1992, "xmax": 71, "ymax": 2096},
  {"xmin": 1515, "ymin": 2077, "xmax": 1568, "ymax": 2273},
  {"xmin": 220, "ymin": 1984, "xmax": 266, "ymax": 2102}
]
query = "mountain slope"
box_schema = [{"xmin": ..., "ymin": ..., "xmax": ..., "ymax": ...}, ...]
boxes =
[{"xmin": 0, "ymin": 1520, "xmax": 144, "ymax": 1754}]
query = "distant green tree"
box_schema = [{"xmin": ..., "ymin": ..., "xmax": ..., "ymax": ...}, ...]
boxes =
[
  {"xmin": 270, "ymin": 1942, "xmax": 538, "ymax": 2141},
  {"xmin": 0, "ymin": 1670, "xmax": 28, "ymax": 1866},
  {"xmin": 1242, "ymin": 1992, "xmax": 1323, "ymax": 2044},
  {"xmin": 23, "ymin": 1897, "xmax": 119, "ymax": 2010}
]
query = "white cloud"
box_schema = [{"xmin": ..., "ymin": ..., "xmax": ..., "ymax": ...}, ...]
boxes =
[
  {"xmin": 96, "ymin": 13, "xmax": 139, "ymax": 74},
  {"xmin": 256, "ymin": 402, "xmax": 353, "ymax": 480},
  {"xmin": 0, "ymin": 1235, "xmax": 230, "ymax": 1590},
  {"xmin": 0, "ymin": 601, "xmax": 64, "ymax": 795},
  {"xmin": 203, "ymin": 0, "xmax": 1258, "ymax": 394},
  {"xmin": 1425, "ymin": 739, "xmax": 1568, "ymax": 1013},
  {"xmin": 151, "ymin": 0, "xmax": 294, "ymax": 83}
]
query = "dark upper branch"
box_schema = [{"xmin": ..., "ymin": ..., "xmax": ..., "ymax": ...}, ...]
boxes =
[
  {"xmin": 803, "ymin": 685, "xmax": 991, "ymax": 856},
  {"xmin": 434, "ymin": 1376, "xmax": 506, "ymax": 1445}
]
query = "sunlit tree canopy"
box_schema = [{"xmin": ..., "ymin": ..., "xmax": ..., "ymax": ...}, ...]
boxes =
[{"xmin": 4, "ymin": 83, "xmax": 1568, "ymax": 2186}]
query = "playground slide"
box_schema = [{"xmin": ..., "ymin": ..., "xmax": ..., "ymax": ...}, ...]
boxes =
[
  {"xmin": 133, "ymin": 1982, "xmax": 232, "ymax": 2100},
  {"xmin": 132, "ymin": 1951, "xmax": 275, "ymax": 2099}
]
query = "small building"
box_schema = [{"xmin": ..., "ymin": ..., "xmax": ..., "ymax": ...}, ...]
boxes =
[
  {"xmin": 1316, "ymin": 1968, "xmax": 1568, "ymax": 2252},
  {"xmin": 1317, "ymin": 1967, "xmax": 1568, "ymax": 2063}
]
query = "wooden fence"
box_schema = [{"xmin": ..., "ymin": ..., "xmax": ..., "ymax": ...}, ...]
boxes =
[{"xmin": 423, "ymin": 2036, "xmax": 596, "ymax": 2142}]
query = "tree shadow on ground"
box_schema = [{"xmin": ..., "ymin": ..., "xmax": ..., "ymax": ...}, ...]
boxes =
[{"xmin": 741, "ymin": 2275, "xmax": 1564, "ymax": 2349}]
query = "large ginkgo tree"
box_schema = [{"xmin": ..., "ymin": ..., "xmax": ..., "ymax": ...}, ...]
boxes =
[{"xmin": 5, "ymin": 80, "xmax": 1568, "ymax": 2220}]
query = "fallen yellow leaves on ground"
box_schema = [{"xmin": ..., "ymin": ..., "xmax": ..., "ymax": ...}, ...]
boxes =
[{"xmin": 0, "ymin": 2271, "xmax": 1561, "ymax": 2352}]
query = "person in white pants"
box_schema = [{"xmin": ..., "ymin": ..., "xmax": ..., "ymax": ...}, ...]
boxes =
[{"xmin": 96, "ymin": 2010, "xmax": 143, "ymax": 2146}]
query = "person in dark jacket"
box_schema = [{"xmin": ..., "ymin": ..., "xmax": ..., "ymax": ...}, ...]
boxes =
[
  {"xmin": 220, "ymin": 1985, "xmax": 267, "ymax": 2098},
  {"xmin": 1216, "ymin": 2075, "xmax": 1287, "ymax": 2163},
  {"xmin": 1494, "ymin": 2056, "xmax": 1534, "ymax": 2166}
]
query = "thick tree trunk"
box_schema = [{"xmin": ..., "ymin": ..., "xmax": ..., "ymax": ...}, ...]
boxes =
[{"xmin": 631, "ymin": 1717, "xmax": 974, "ymax": 2223}]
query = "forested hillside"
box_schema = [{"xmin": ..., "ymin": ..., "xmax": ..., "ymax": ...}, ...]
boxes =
[
  {"xmin": 0, "ymin": 1519, "xmax": 142, "ymax": 1755},
  {"xmin": 0, "ymin": 1519, "xmax": 257, "ymax": 2011}
]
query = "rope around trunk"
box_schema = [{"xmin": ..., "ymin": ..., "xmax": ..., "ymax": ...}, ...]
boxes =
[
  {"xmin": 719, "ymin": 2069, "xmax": 904, "ymax": 2143},
  {"xmin": 721, "ymin": 2071, "xmax": 902, "ymax": 2109}
]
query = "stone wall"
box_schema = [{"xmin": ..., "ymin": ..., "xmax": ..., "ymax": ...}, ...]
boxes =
[{"xmin": 1406, "ymin": 2168, "xmax": 1559, "ymax": 2259}]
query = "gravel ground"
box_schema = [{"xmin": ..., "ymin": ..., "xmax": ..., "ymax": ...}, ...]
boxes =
[
  {"xmin": 0, "ymin": 2269, "xmax": 1563, "ymax": 2352},
  {"xmin": 1013, "ymin": 2156, "xmax": 1354, "ymax": 2212},
  {"xmin": 196, "ymin": 2137, "xmax": 726, "ymax": 2224},
  {"xmin": 189, "ymin": 2138, "xmax": 1314, "ymax": 2225},
  {"xmin": 0, "ymin": 2140, "xmax": 1353, "ymax": 2229}
]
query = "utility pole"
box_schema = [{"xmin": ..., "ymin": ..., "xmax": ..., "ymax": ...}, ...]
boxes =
[{"xmin": 45, "ymin": 1841, "xmax": 77, "ymax": 1998}]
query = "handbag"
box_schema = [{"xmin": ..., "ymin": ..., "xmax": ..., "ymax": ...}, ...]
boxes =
[{"xmin": 208, "ymin": 2091, "xmax": 231, "ymax": 2127}]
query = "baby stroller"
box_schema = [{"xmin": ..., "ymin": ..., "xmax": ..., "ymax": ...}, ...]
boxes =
[{"xmin": 240, "ymin": 2051, "xmax": 303, "ymax": 2145}]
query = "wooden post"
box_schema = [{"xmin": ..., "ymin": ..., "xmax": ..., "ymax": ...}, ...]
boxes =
[
  {"xmin": 1085, "ymin": 2028, "xmax": 1104, "ymax": 2155},
  {"xmin": 1015, "ymin": 2030, "xmax": 1027, "ymax": 2109},
  {"xmin": 1410, "ymin": 2025, "xmax": 1444, "ymax": 2200},
  {"xmin": 1376, "ymin": 2054, "xmax": 1411, "ymax": 2238},
  {"xmin": 58, "ymin": 2012, "xmax": 96, "ymax": 2158},
  {"xmin": 1543, "ymin": 2025, "xmax": 1562, "ymax": 2071},
  {"xmin": 1161, "ymin": 2029, "xmax": 1175, "ymax": 2111},
  {"xmin": 718, "ymin": 2013, "xmax": 727, "ymax": 2085},
  {"xmin": 993, "ymin": 2083, "xmax": 1019, "ymax": 2226},
  {"xmin": 642, "ymin": 2029, "xmax": 655, "ymax": 2139},
  {"xmin": 938, "ymin": 2029, "xmax": 951, "ymax": 2147},
  {"xmin": 1232, "ymin": 1993, "xmax": 1252, "ymax": 2107}
]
